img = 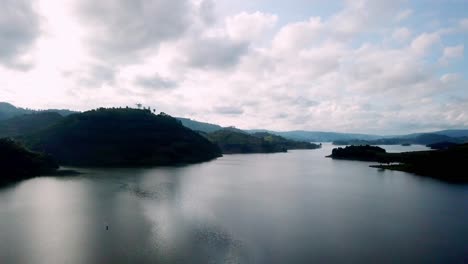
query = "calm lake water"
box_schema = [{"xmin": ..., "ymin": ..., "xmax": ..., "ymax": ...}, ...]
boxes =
[{"xmin": 1, "ymin": 144, "xmax": 467, "ymax": 264}]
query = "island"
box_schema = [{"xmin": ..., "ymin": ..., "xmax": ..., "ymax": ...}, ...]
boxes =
[
  {"xmin": 327, "ymin": 144, "xmax": 468, "ymax": 182},
  {"xmin": 0, "ymin": 138, "xmax": 58, "ymax": 184},
  {"xmin": 327, "ymin": 145, "xmax": 387, "ymax": 161}
]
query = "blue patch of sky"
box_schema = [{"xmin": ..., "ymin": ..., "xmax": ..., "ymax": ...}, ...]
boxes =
[
  {"xmin": 216, "ymin": 0, "xmax": 343, "ymax": 26},
  {"xmin": 408, "ymin": 0, "xmax": 467, "ymax": 77}
]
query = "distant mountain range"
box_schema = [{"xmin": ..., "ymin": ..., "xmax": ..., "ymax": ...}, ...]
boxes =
[
  {"xmin": 174, "ymin": 117, "xmax": 468, "ymax": 143},
  {"xmin": 246, "ymin": 130, "xmax": 382, "ymax": 142}
]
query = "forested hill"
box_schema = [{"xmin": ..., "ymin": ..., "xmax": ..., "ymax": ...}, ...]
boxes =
[
  {"xmin": 0, "ymin": 138, "xmax": 58, "ymax": 183},
  {"xmin": 205, "ymin": 129, "xmax": 321, "ymax": 154},
  {"xmin": 0, "ymin": 112, "xmax": 64, "ymax": 138},
  {"xmin": 0, "ymin": 102, "xmax": 76, "ymax": 120},
  {"xmin": 176, "ymin": 117, "xmax": 223, "ymax": 133},
  {"xmin": 21, "ymin": 108, "xmax": 222, "ymax": 166}
]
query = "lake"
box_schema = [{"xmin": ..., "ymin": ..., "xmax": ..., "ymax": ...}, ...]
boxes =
[{"xmin": 0, "ymin": 144, "xmax": 467, "ymax": 263}]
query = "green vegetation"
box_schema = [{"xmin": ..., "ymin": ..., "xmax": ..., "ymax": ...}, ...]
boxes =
[
  {"xmin": 0, "ymin": 102, "xmax": 76, "ymax": 121},
  {"xmin": 0, "ymin": 112, "xmax": 64, "ymax": 138},
  {"xmin": 427, "ymin": 141, "xmax": 458, "ymax": 150},
  {"xmin": 176, "ymin": 117, "xmax": 223, "ymax": 133},
  {"xmin": 327, "ymin": 145, "xmax": 387, "ymax": 161},
  {"xmin": 205, "ymin": 129, "xmax": 320, "ymax": 154},
  {"xmin": 247, "ymin": 130, "xmax": 381, "ymax": 142},
  {"xmin": 329, "ymin": 144, "xmax": 468, "ymax": 182},
  {"xmin": 0, "ymin": 102, "xmax": 32, "ymax": 120},
  {"xmin": 21, "ymin": 108, "xmax": 222, "ymax": 166},
  {"xmin": 0, "ymin": 138, "xmax": 58, "ymax": 183}
]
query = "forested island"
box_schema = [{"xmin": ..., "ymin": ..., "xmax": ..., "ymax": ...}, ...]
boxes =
[{"xmin": 328, "ymin": 144, "xmax": 468, "ymax": 182}]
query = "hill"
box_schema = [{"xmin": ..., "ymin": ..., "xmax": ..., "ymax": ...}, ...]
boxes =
[
  {"xmin": 176, "ymin": 117, "xmax": 223, "ymax": 133},
  {"xmin": 247, "ymin": 129, "xmax": 381, "ymax": 142},
  {"xmin": 0, "ymin": 112, "xmax": 64, "ymax": 138},
  {"xmin": 0, "ymin": 138, "xmax": 58, "ymax": 184},
  {"xmin": 205, "ymin": 129, "xmax": 320, "ymax": 154},
  {"xmin": 433, "ymin": 129, "xmax": 468, "ymax": 138},
  {"xmin": 21, "ymin": 108, "xmax": 222, "ymax": 166},
  {"xmin": 0, "ymin": 102, "xmax": 33, "ymax": 120},
  {"xmin": 0, "ymin": 102, "xmax": 77, "ymax": 121}
]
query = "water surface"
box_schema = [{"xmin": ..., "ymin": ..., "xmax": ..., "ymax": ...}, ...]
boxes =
[{"xmin": 1, "ymin": 144, "xmax": 467, "ymax": 263}]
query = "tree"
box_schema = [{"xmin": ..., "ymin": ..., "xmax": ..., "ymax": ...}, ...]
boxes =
[{"xmin": 136, "ymin": 103, "xmax": 142, "ymax": 109}]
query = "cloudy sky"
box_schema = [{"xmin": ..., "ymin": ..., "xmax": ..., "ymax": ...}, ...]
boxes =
[{"xmin": 0, "ymin": 0, "xmax": 467, "ymax": 134}]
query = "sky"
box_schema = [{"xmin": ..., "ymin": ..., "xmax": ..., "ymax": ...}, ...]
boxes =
[{"xmin": 0, "ymin": 0, "xmax": 467, "ymax": 134}]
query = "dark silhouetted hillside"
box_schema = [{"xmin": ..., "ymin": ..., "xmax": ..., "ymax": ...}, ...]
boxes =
[
  {"xmin": 0, "ymin": 138, "xmax": 58, "ymax": 183},
  {"xmin": 333, "ymin": 133, "xmax": 465, "ymax": 146},
  {"xmin": 0, "ymin": 112, "xmax": 64, "ymax": 138},
  {"xmin": 327, "ymin": 145, "xmax": 387, "ymax": 161},
  {"xmin": 328, "ymin": 144, "xmax": 468, "ymax": 182},
  {"xmin": 22, "ymin": 108, "xmax": 222, "ymax": 166},
  {"xmin": 176, "ymin": 117, "xmax": 223, "ymax": 133},
  {"xmin": 0, "ymin": 102, "xmax": 77, "ymax": 121},
  {"xmin": 0, "ymin": 102, "xmax": 33, "ymax": 120}
]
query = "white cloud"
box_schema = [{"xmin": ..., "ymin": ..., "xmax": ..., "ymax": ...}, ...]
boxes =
[
  {"xmin": 392, "ymin": 27, "xmax": 412, "ymax": 42},
  {"xmin": 395, "ymin": 9, "xmax": 413, "ymax": 22},
  {"xmin": 76, "ymin": 0, "xmax": 194, "ymax": 63},
  {"xmin": 178, "ymin": 34, "xmax": 249, "ymax": 69},
  {"xmin": 439, "ymin": 45, "xmax": 464, "ymax": 65},
  {"xmin": 0, "ymin": 0, "xmax": 41, "ymax": 69},
  {"xmin": 2, "ymin": 0, "xmax": 468, "ymax": 134},
  {"xmin": 410, "ymin": 32, "xmax": 440, "ymax": 56},
  {"xmin": 329, "ymin": 0, "xmax": 405, "ymax": 38},
  {"xmin": 272, "ymin": 17, "xmax": 323, "ymax": 52},
  {"xmin": 440, "ymin": 73, "xmax": 460, "ymax": 84},
  {"xmin": 226, "ymin": 12, "xmax": 277, "ymax": 42},
  {"xmin": 460, "ymin": 18, "xmax": 468, "ymax": 31}
]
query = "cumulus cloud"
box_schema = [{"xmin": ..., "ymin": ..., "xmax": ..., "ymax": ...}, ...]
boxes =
[
  {"xmin": 0, "ymin": 0, "xmax": 40, "ymax": 70},
  {"xmin": 198, "ymin": 0, "xmax": 216, "ymax": 25},
  {"xmin": 410, "ymin": 32, "xmax": 440, "ymax": 56},
  {"xmin": 3, "ymin": 0, "xmax": 468, "ymax": 134},
  {"xmin": 440, "ymin": 73, "xmax": 461, "ymax": 84},
  {"xmin": 180, "ymin": 35, "xmax": 249, "ymax": 69},
  {"xmin": 460, "ymin": 18, "xmax": 468, "ymax": 31},
  {"xmin": 213, "ymin": 105, "xmax": 244, "ymax": 115},
  {"xmin": 439, "ymin": 45, "xmax": 464, "ymax": 65},
  {"xmin": 134, "ymin": 73, "xmax": 178, "ymax": 90},
  {"xmin": 395, "ymin": 9, "xmax": 413, "ymax": 22},
  {"xmin": 226, "ymin": 12, "xmax": 277, "ymax": 42},
  {"xmin": 392, "ymin": 27, "xmax": 412, "ymax": 42},
  {"xmin": 272, "ymin": 17, "xmax": 323, "ymax": 52},
  {"xmin": 329, "ymin": 0, "xmax": 405, "ymax": 37},
  {"xmin": 76, "ymin": 0, "xmax": 193, "ymax": 63}
]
